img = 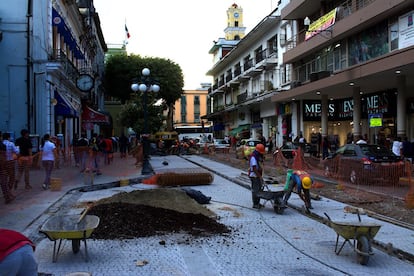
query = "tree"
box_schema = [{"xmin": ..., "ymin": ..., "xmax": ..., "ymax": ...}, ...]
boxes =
[{"xmin": 104, "ymin": 54, "xmax": 184, "ymax": 133}]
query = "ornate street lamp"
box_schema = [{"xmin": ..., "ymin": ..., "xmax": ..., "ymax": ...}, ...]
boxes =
[{"xmin": 131, "ymin": 68, "xmax": 160, "ymax": 175}]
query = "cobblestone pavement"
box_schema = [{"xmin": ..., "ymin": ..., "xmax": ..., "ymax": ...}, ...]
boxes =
[{"xmin": 1, "ymin": 154, "xmax": 414, "ymax": 275}]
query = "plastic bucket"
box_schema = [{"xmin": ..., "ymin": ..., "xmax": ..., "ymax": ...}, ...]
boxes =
[
  {"xmin": 50, "ymin": 178, "xmax": 62, "ymax": 191},
  {"xmin": 83, "ymin": 171, "xmax": 94, "ymax": 185},
  {"xmin": 119, "ymin": 179, "xmax": 129, "ymax": 187}
]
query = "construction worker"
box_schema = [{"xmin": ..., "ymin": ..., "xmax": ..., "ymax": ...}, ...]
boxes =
[
  {"xmin": 248, "ymin": 143, "xmax": 266, "ymax": 209},
  {"xmin": 283, "ymin": 170, "xmax": 313, "ymax": 211}
]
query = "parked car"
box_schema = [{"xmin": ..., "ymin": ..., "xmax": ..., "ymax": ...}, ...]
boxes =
[
  {"xmin": 235, "ymin": 139, "xmax": 262, "ymax": 159},
  {"xmin": 273, "ymin": 142, "xmax": 318, "ymax": 159},
  {"xmin": 212, "ymin": 139, "xmax": 230, "ymax": 149},
  {"xmin": 273, "ymin": 142, "xmax": 298, "ymax": 159},
  {"xmin": 322, "ymin": 143, "xmax": 404, "ymax": 185}
]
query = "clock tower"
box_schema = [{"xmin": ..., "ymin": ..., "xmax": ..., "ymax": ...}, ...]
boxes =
[{"xmin": 225, "ymin": 3, "xmax": 246, "ymax": 41}]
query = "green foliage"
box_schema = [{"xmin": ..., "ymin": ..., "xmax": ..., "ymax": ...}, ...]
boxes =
[
  {"xmin": 117, "ymin": 99, "xmax": 165, "ymax": 135},
  {"xmin": 104, "ymin": 54, "xmax": 184, "ymax": 133}
]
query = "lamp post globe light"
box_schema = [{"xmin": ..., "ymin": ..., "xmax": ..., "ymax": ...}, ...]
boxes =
[{"xmin": 131, "ymin": 68, "xmax": 160, "ymax": 175}]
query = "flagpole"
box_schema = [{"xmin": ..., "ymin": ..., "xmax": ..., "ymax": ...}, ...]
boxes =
[{"xmin": 124, "ymin": 19, "xmax": 130, "ymax": 48}]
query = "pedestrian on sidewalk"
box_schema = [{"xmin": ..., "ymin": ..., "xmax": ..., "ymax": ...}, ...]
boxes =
[
  {"xmin": 119, "ymin": 133, "xmax": 129, "ymax": 158},
  {"xmin": 0, "ymin": 132, "xmax": 15, "ymax": 204},
  {"xmin": 40, "ymin": 134, "xmax": 56, "ymax": 190},
  {"xmin": 103, "ymin": 136, "xmax": 113, "ymax": 165},
  {"xmin": 2, "ymin": 132, "xmax": 19, "ymax": 191},
  {"xmin": 283, "ymin": 170, "xmax": 313, "ymax": 212},
  {"xmin": 392, "ymin": 136, "xmax": 403, "ymax": 157},
  {"xmin": 77, "ymin": 133, "xmax": 89, "ymax": 172},
  {"xmin": 248, "ymin": 143, "xmax": 266, "ymax": 209},
  {"xmin": 0, "ymin": 228, "xmax": 38, "ymax": 275},
  {"xmin": 89, "ymin": 133, "xmax": 102, "ymax": 175},
  {"xmin": 15, "ymin": 129, "xmax": 33, "ymax": 190},
  {"xmin": 71, "ymin": 133, "xmax": 80, "ymax": 167}
]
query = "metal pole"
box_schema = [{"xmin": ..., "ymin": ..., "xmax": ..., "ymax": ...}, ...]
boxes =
[{"xmin": 141, "ymin": 85, "xmax": 152, "ymax": 175}]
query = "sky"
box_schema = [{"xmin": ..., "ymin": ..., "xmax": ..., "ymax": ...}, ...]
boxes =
[{"xmin": 94, "ymin": 0, "xmax": 278, "ymax": 89}]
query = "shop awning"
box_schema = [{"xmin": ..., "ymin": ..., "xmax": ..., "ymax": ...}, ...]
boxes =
[
  {"xmin": 54, "ymin": 90, "xmax": 78, "ymax": 117},
  {"xmin": 229, "ymin": 124, "xmax": 250, "ymax": 136},
  {"xmin": 81, "ymin": 105, "xmax": 110, "ymax": 124}
]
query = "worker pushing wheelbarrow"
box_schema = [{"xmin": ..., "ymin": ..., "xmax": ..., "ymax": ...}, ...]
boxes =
[{"xmin": 248, "ymin": 143, "xmax": 286, "ymax": 214}]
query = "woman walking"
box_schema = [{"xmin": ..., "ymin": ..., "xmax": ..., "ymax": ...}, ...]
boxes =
[{"xmin": 40, "ymin": 134, "xmax": 56, "ymax": 190}]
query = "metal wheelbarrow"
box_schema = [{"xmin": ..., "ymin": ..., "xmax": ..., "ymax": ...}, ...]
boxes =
[
  {"xmin": 324, "ymin": 212, "xmax": 381, "ymax": 265},
  {"xmin": 256, "ymin": 180, "xmax": 286, "ymax": 214},
  {"xmin": 39, "ymin": 214, "xmax": 100, "ymax": 262}
]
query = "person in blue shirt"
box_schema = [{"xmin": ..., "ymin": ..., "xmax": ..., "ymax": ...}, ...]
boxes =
[
  {"xmin": 249, "ymin": 144, "xmax": 266, "ymax": 209},
  {"xmin": 283, "ymin": 170, "xmax": 313, "ymax": 211}
]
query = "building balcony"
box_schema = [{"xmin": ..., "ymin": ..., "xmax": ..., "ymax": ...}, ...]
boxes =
[
  {"xmin": 47, "ymin": 49, "xmax": 79, "ymax": 83},
  {"xmin": 237, "ymin": 92, "xmax": 248, "ymax": 103},
  {"xmin": 283, "ymin": 0, "xmax": 408, "ymax": 64}
]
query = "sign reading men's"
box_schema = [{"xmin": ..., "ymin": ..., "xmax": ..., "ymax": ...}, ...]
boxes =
[{"xmin": 303, "ymin": 91, "xmax": 397, "ymax": 121}]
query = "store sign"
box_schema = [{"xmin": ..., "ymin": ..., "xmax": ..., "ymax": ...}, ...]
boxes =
[
  {"xmin": 369, "ymin": 113, "xmax": 383, "ymax": 127},
  {"xmin": 336, "ymin": 99, "xmax": 354, "ymax": 119},
  {"xmin": 303, "ymin": 101, "xmax": 335, "ymax": 121},
  {"xmin": 399, "ymin": 10, "xmax": 414, "ymax": 49},
  {"xmin": 303, "ymin": 91, "xmax": 396, "ymax": 121},
  {"xmin": 361, "ymin": 92, "xmax": 394, "ymax": 115}
]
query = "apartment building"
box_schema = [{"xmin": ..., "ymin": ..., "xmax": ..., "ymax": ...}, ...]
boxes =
[
  {"xmin": 174, "ymin": 84, "xmax": 211, "ymax": 139},
  {"xmin": 0, "ymin": 0, "xmax": 107, "ymax": 150},
  {"xmin": 206, "ymin": 2, "xmax": 289, "ymax": 146},
  {"xmin": 273, "ymin": 0, "xmax": 414, "ymax": 146}
]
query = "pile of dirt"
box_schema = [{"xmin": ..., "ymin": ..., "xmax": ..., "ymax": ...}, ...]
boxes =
[{"xmin": 87, "ymin": 189, "xmax": 231, "ymax": 239}]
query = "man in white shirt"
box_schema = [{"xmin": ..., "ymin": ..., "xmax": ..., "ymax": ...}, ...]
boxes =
[{"xmin": 392, "ymin": 137, "xmax": 402, "ymax": 156}]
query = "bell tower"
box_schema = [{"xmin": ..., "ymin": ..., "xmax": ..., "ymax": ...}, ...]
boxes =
[{"xmin": 225, "ymin": 3, "xmax": 246, "ymax": 41}]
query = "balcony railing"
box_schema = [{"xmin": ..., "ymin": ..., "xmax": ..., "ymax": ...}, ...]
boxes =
[
  {"xmin": 255, "ymin": 49, "xmax": 266, "ymax": 63},
  {"xmin": 48, "ymin": 49, "xmax": 79, "ymax": 81},
  {"xmin": 225, "ymin": 73, "xmax": 232, "ymax": 83},
  {"xmin": 234, "ymin": 67, "xmax": 242, "ymax": 77},
  {"xmin": 243, "ymin": 59, "xmax": 253, "ymax": 71},
  {"xmin": 285, "ymin": 0, "xmax": 376, "ymax": 51},
  {"xmin": 237, "ymin": 92, "xmax": 248, "ymax": 103}
]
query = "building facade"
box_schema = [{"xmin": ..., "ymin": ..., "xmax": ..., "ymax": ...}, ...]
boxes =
[
  {"xmin": 174, "ymin": 84, "xmax": 211, "ymax": 138},
  {"xmin": 0, "ymin": 0, "xmax": 107, "ymax": 151},
  {"xmin": 207, "ymin": 0, "xmax": 414, "ymax": 150},
  {"xmin": 206, "ymin": 1, "xmax": 289, "ymax": 146},
  {"xmin": 273, "ymin": 0, "xmax": 414, "ymax": 147}
]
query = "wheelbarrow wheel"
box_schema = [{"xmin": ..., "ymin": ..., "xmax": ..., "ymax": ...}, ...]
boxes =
[
  {"xmin": 72, "ymin": 239, "xmax": 81, "ymax": 254},
  {"xmin": 356, "ymin": 235, "xmax": 371, "ymax": 265},
  {"xmin": 273, "ymin": 205, "xmax": 284, "ymax": 214}
]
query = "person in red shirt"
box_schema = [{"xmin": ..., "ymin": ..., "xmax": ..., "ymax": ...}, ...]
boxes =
[
  {"xmin": 104, "ymin": 137, "xmax": 113, "ymax": 165},
  {"xmin": 0, "ymin": 228, "xmax": 37, "ymax": 275}
]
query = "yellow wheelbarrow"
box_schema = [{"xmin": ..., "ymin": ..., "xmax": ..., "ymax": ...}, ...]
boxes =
[
  {"xmin": 40, "ymin": 214, "xmax": 100, "ymax": 262},
  {"xmin": 324, "ymin": 212, "xmax": 381, "ymax": 265}
]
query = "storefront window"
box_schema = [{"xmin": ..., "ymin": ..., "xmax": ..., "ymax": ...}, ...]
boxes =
[{"xmin": 348, "ymin": 20, "xmax": 389, "ymax": 66}]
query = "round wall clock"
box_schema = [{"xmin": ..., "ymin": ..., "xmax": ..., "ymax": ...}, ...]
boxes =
[{"xmin": 76, "ymin": 74, "xmax": 94, "ymax": 92}]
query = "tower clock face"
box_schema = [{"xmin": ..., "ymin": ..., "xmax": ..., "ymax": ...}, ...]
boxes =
[{"xmin": 234, "ymin": 12, "xmax": 239, "ymax": 18}]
